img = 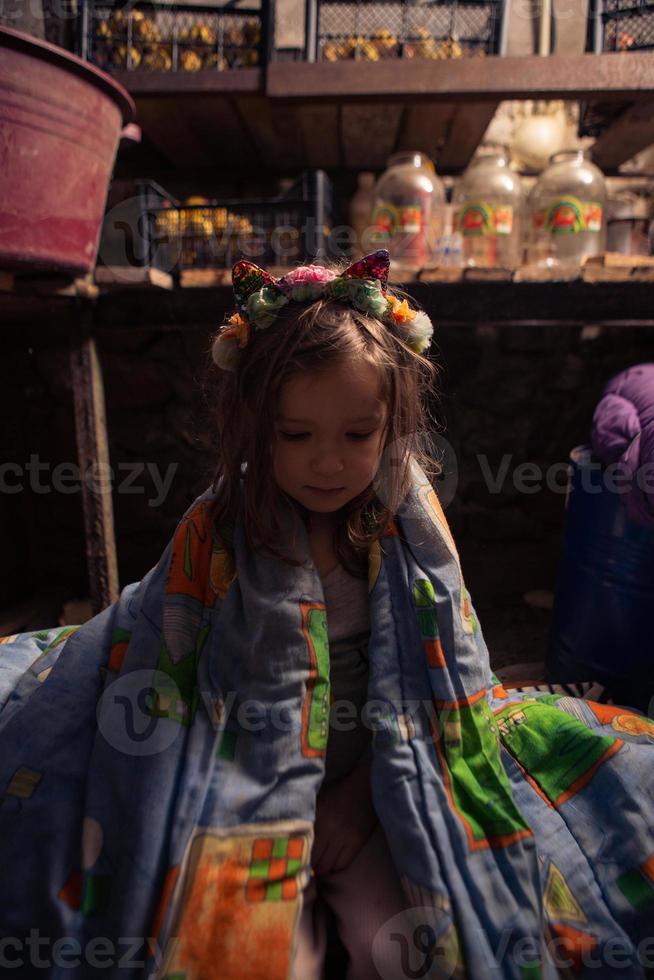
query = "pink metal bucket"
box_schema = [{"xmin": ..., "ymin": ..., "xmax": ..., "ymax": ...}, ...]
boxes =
[{"xmin": 0, "ymin": 26, "xmax": 135, "ymax": 274}]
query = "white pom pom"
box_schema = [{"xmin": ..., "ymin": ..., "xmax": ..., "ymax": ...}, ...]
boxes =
[
  {"xmin": 405, "ymin": 310, "xmax": 434, "ymax": 354},
  {"xmin": 211, "ymin": 334, "xmax": 239, "ymax": 372}
]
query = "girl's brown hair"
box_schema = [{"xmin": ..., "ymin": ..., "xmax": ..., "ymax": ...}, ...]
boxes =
[{"xmin": 206, "ymin": 287, "xmax": 440, "ymax": 577}]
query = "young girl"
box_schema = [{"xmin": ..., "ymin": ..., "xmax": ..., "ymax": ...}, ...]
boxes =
[
  {"xmin": 209, "ymin": 252, "xmax": 439, "ymax": 979},
  {"xmin": 0, "ymin": 250, "xmax": 653, "ymax": 980}
]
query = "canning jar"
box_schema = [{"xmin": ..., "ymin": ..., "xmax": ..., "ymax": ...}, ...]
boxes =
[
  {"xmin": 526, "ymin": 150, "xmax": 607, "ymax": 267},
  {"xmin": 371, "ymin": 152, "xmax": 445, "ymax": 274},
  {"xmin": 452, "ymin": 146, "xmax": 523, "ymax": 268}
]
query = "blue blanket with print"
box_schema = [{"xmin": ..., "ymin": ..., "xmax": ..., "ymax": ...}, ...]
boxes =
[{"xmin": 1, "ymin": 458, "xmax": 653, "ymax": 979}]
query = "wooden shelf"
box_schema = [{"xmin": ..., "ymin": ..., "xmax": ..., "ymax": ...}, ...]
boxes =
[
  {"xmin": 266, "ymin": 53, "xmax": 654, "ymax": 103},
  {"xmin": 5, "ymin": 262, "xmax": 654, "ymax": 330},
  {"xmin": 2, "ymin": 277, "xmax": 642, "ymax": 331},
  {"xmin": 111, "ymin": 52, "xmax": 654, "ymax": 175}
]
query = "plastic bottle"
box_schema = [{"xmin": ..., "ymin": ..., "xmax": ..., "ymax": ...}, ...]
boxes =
[
  {"xmin": 349, "ymin": 172, "xmax": 376, "ymax": 256},
  {"xmin": 371, "ymin": 151, "xmax": 445, "ymax": 275},
  {"xmin": 452, "ymin": 146, "xmax": 523, "ymax": 268},
  {"xmin": 526, "ymin": 149, "xmax": 607, "ymax": 267}
]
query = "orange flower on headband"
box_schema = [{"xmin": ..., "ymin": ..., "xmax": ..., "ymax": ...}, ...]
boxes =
[
  {"xmin": 387, "ymin": 295, "xmax": 417, "ymax": 325},
  {"xmin": 222, "ymin": 313, "xmax": 250, "ymax": 348}
]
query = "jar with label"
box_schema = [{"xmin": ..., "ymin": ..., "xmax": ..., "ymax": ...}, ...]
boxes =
[
  {"xmin": 452, "ymin": 146, "xmax": 523, "ymax": 268},
  {"xmin": 526, "ymin": 150, "xmax": 607, "ymax": 267},
  {"xmin": 371, "ymin": 152, "xmax": 445, "ymax": 274}
]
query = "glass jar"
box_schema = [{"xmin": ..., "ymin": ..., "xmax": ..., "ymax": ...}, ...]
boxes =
[
  {"xmin": 526, "ymin": 150, "xmax": 607, "ymax": 267},
  {"xmin": 452, "ymin": 146, "xmax": 523, "ymax": 268},
  {"xmin": 371, "ymin": 152, "xmax": 445, "ymax": 274}
]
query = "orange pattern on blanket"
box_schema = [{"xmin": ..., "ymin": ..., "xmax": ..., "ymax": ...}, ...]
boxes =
[
  {"xmin": 160, "ymin": 827, "xmax": 309, "ymax": 980},
  {"xmin": 547, "ymin": 922, "xmax": 599, "ymax": 976},
  {"xmin": 166, "ymin": 501, "xmax": 235, "ymax": 607},
  {"xmin": 588, "ymin": 702, "xmax": 654, "ymax": 738}
]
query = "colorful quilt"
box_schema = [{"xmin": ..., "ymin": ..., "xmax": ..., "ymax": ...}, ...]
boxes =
[{"xmin": 1, "ymin": 458, "xmax": 653, "ymax": 979}]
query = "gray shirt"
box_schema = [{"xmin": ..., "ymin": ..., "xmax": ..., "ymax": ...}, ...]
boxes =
[{"xmin": 320, "ymin": 563, "xmax": 373, "ymax": 783}]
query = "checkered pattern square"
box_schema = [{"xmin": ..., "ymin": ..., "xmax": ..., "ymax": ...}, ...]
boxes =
[{"xmin": 246, "ymin": 835, "xmax": 305, "ymax": 902}]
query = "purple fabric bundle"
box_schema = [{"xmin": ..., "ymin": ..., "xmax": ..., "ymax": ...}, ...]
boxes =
[{"xmin": 591, "ymin": 363, "xmax": 654, "ymax": 528}]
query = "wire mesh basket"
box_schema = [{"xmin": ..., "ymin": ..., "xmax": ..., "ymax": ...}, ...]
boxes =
[
  {"xmin": 150, "ymin": 172, "xmax": 336, "ymax": 272},
  {"xmin": 97, "ymin": 178, "xmax": 179, "ymax": 272},
  {"xmin": 592, "ymin": 0, "xmax": 654, "ymax": 51},
  {"xmin": 580, "ymin": 0, "xmax": 654, "ymax": 136},
  {"xmin": 80, "ymin": 0, "xmax": 264, "ymax": 71},
  {"xmin": 312, "ymin": 0, "xmax": 504, "ymax": 61}
]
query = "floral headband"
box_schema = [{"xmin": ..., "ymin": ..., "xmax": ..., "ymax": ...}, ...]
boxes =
[{"xmin": 211, "ymin": 249, "xmax": 434, "ymax": 372}]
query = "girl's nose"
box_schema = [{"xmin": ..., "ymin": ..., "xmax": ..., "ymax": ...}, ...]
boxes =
[{"xmin": 311, "ymin": 453, "xmax": 345, "ymax": 476}]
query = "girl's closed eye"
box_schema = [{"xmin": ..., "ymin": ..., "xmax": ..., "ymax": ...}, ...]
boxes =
[{"xmin": 278, "ymin": 431, "xmax": 375, "ymax": 441}]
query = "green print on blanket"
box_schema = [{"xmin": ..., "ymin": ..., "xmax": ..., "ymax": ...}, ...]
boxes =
[
  {"xmin": 150, "ymin": 624, "xmax": 212, "ymax": 727},
  {"xmin": 440, "ymin": 699, "xmax": 531, "ymax": 844},
  {"xmin": 303, "ymin": 603, "xmax": 331, "ymax": 755},
  {"xmin": 495, "ymin": 700, "xmax": 619, "ymax": 805},
  {"xmin": 28, "ymin": 626, "xmax": 80, "ymax": 674}
]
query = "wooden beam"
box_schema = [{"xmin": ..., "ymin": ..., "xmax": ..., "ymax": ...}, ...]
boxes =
[
  {"xmin": 437, "ymin": 102, "xmax": 499, "ymax": 171},
  {"xmin": 182, "ymin": 94, "xmax": 260, "ymax": 166},
  {"xmin": 69, "ymin": 335, "xmax": 120, "ymax": 614},
  {"xmin": 234, "ymin": 95, "xmax": 308, "ymax": 170},
  {"xmin": 395, "ymin": 103, "xmax": 457, "ymax": 163},
  {"xmin": 591, "ymin": 99, "xmax": 654, "ymax": 171},
  {"xmin": 89, "ymin": 280, "xmax": 654, "ymax": 330},
  {"xmin": 133, "ymin": 96, "xmax": 221, "ymax": 168},
  {"xmin": 295, "ymin": 104, "xmax": 341, "ymax": 169},
  {"xmin": 112, "ymin": 67, "xmax": 262, "ymax": 95},
  {"xmin": 340, "ymin": 103, "xmax": 403, "ymax": 169},
  {"xmin": 267, "ymin": 52, "xmax": 654, "ymax": 103}
]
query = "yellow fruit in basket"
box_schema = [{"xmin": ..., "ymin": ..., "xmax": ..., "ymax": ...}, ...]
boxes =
[
  {"xmin": 185, "ymin": 196, "xmax": 210, "ymax": 206},
  {"xmin": 433, "ymin": 37, "xmax": 463, "ymax": 59},
  {"xmin": 143, "ymin": 44, "xmax": 172, "ymax": 71},
  {"xmin": 339, "ymin": 35, "xmax": 358, "ymax": 59},
  {"xmin": 141, "ymin": 18, "xmax": 161, "ymax": 44},
  {"xmin": 370, "ymin": 29, "xmax": 398, "ymax": 57},
  {"xmin": 415, "ymin": 27, "xmax": 439, "ymax": 59},
  {"xmin": 138, "ymin": 13, "xmax": 159, "ymax": 41},
  {"xmin": 358, "ymin": 39, "xmax": 380, "ymax": 61},
  {"xmin": 114, "ymin": 44, "xmax": 142, "ymax": 68},
  {"xmin": 180, "ymin": 48, "xmax": 203, "ymax": 71},
  {"xmin": 243, "ymin": 19, "xmax": 261, "ymax": 45},
  {"xmin": 188, "ymin": 23, "xmax": 217, "ymax": 46},
  {"xmin": 205, "ymin": 52, "xmax": 229, "ymax": 70}
]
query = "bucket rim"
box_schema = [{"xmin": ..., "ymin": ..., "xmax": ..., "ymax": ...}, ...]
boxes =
[{"xmin": 0, "ymin": 25, "xmax": 135, "ymax": 125}]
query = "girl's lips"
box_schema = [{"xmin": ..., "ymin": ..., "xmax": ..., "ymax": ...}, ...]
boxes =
[{"xmin": 306, "ymin": 486, "xmax": 344, "ymax": 493}]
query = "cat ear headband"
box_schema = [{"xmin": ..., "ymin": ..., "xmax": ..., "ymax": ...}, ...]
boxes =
[{"xmin": 211, "ymin": 248, "xmax": 434, "ymax": 372}]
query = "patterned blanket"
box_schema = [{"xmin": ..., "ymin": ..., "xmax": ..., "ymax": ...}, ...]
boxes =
[{"xmin": 1, "ymin": 458, "xmax": 653, "ymax": 979}]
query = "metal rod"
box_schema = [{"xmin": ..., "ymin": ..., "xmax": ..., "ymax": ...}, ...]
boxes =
[
  {"xmin": 498, "ymin": 0, "xmax": 511, "ymax": 56},
  {"xmin": 539, "ymin": 0, "xmax": 552, "ymax": 55}
]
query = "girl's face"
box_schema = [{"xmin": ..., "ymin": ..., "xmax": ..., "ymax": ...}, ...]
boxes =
[{"xmin": 273, "ymin": 361, "xmax": 388, "ymax": 523}]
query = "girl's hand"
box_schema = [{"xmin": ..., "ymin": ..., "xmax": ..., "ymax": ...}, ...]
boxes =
[{"xmin": 311, "ymin": 761, "xmax": 378, "ymax": 876}]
